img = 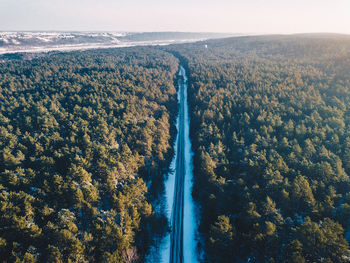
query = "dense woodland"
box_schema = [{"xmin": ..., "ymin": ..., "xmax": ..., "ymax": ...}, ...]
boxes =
[
  {"xmin": 167, "ymin": 34, "xmax": 350, "ymax": 262},
  {"xmin": 2, "ymin": 34, "xmax": 350, "ymax": 263},
  {"xmin": 0, "ymin": 47, "xmax": 179, "ymax": 262}
]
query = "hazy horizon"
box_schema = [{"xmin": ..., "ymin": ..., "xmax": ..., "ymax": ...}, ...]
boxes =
[
  {"xmin": 1, "ymin": 0, "xmax": 349, "ymax": 34},
  {"xmin": 1, "ymin": 31, "xmax": 350, "ymax": 36}
]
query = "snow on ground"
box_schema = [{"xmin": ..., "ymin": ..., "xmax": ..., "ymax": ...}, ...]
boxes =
[
  {"xmin": 182, "ymin": 66, "xmax": 201, "ymax": 263},
  {"xmin": 146, "ymin": 66, "xmax": 200, "ymax": 263},
  {"xmin": 0, "ymin": 31, "xmax": 208, "ymax": 55},
  {"xmin": 0, "ymin": 39, "xmax": 203, "ymax": 55},
  {"xmin": 145, "ymin": 94, "xmax": 178, "ymax": 263},
  {"xmin": 36, "ymin": 36, "xmax": 52, "ymax": 42},
  {"xmin": 11, "ymin": 39, "xmax": 20, "ymax": 45}
]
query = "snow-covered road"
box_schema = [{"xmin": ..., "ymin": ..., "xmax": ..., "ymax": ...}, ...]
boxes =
[{"xmin": 146, "ymin": 65, "xmax": 199, "ymax": 263}]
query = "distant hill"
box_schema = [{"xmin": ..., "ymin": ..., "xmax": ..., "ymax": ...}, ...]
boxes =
[{"xmin": 121, "ymin": 32, "xmax": 233, "ymax": 41}]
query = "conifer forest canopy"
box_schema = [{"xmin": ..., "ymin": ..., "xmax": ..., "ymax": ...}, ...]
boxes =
[{"xmin": 1, "ymin": 34, "xmax": 350, "ymax": 262}]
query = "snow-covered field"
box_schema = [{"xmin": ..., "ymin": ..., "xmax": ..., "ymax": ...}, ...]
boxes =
[{"xmin": 0, "ymin": 31, "xmax": 232, "ymax": 55}]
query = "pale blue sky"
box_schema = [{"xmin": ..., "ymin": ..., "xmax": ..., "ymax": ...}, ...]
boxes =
[{"xmin": 1, "ymin": 0, "xmax": 349, "ymax": 34}]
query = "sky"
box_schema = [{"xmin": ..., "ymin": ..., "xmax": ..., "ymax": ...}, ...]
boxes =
[{"xmin": 1, "ymin": 0, "xmax": 350, "ymax": 34}]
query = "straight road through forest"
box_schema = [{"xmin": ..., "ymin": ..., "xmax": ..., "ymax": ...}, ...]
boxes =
[{"xmin": 170, "ymin": 66, "xmax": 186, "ymax": 263}]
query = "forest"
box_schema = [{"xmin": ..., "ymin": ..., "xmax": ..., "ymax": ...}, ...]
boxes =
[
  {"xmin": 1, "ymin": 34, "xmax": 350, "ymax": 262},
  {"xmin": 0, "ymin": 47, "xmax": 179, "ymax": 262},
  {"xmin": 166, "ymin": 34, "xmax": 350, "ymax": 262}
]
